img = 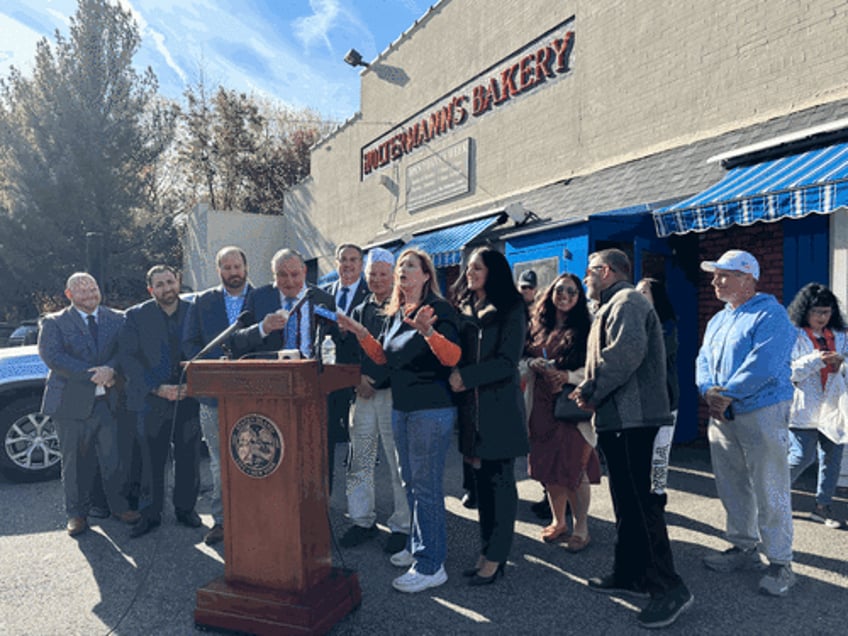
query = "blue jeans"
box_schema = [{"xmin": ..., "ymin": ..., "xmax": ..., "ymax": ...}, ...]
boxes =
[
  {"xmin": 392, "ymin": 407, "xmax": 456, "ymax": 575},
  {"xmin": 788, "ymin": 429, "xmax": 845, "ymax": 506}
]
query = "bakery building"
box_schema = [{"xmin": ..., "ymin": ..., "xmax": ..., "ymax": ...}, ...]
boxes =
[{"xmin": 282, "ymin": 0, "xmax": 848, "ymax": 443}]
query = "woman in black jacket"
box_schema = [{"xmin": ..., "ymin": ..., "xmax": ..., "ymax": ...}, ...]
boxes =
[{"xmin": 449, "ymin": 247, "xmax": 529, "ymax": 585}]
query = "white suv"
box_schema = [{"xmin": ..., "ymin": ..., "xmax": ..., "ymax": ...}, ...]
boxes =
[{"xmin": 0, "ymin": 344, "xmax": 59, "ymax": 481}]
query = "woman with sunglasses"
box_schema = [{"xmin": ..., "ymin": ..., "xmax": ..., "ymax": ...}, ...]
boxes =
[
  {"xmin": 448, "ymin": 247, "xmax": 529, "ymax": 585},
  {"xmin": 786, "ymin": 283, "xmax": 848, "ymax": 529},
  {"xmin": 525, "ymin": 273, "xmax": 601, "ymax": 551},
  {"xmin": 337, "ymin": 247, "xmax": 461, "ymax": 593}
]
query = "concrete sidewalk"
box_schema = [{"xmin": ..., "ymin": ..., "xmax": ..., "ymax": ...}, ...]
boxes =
[{"xmin": 0, "ymin": 444, "xmax": 845, "ymax": 635}]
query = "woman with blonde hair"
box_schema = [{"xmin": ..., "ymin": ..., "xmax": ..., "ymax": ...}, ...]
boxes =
[{"xmin": 337, "ymin": 248, "xmax": 461, "ymax": 593}]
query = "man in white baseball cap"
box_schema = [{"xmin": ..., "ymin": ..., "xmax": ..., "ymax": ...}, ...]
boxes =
[
  {"xmin": 339, "ymin": 247, "xmax": 411, "ymax": 555},
  {"xmin": 696, "ymin": 249, "xmax": 798, "ymax": 597},
  {"xmin": 700, "ymin": 249, "xmax": 760, "ymax": 280}
]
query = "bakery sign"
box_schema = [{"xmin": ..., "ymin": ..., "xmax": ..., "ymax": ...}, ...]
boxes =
[{"xmin": 361, "ymin": 17, "xmax": 575, "ymax": 179}]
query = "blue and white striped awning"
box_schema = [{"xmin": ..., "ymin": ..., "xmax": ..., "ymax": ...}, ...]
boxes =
[
  {"xmin": 398, "ymin": 215, "xmax": 501, "ymax": 267},
  {"xmin": 652, "ymin": 142, "xmax": 848, "ymax": 237}
]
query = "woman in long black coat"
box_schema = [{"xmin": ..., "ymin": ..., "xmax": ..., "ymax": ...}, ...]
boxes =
[{"xmin": 450, "ymin": 247, "xmax": 529, "ymax": 585}]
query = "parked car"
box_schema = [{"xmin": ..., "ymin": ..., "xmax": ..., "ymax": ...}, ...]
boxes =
[
  {"xmin": 0, "ymin": 344, "xmax": 59, "ymax": 481},
  {"xmin": 6, "ymin": 320, "xmax": 39, "ymax": 347},
  {"xmin": 0, "ymin": 322, "xmax": 15, "ymax": 347}
]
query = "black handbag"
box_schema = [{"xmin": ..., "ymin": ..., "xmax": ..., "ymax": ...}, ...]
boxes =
[{"xmin": 554, "ymin": 383, "xmax": 593, "ymax": 423}]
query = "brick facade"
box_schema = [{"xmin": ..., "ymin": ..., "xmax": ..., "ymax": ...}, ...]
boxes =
[{"xmin": 297, "ymin": 0, "xmax": 848, "ymax": 275}]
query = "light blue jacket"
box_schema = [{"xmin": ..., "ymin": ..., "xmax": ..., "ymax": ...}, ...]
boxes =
[{"xmin": 696, "ymin": 292, "xmax": 796, "ymax": 414}]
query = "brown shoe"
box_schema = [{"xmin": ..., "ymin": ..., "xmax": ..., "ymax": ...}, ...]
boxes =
[
  {"xmin": 67, "ymin": 517, "xmax": 87, "ymax": 537},
  {"xmin": 114, "ymin": 510, "xmax": 142, "ymax": 524},
  {"xmin": 204, "ymin": 524, "xmax": 224, "ymax": 545}
]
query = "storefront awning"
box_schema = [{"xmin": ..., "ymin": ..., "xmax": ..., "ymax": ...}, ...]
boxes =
[
  {"xmin": 652, "ymin": 142, "xmax": 848, "ymax": 236},
  {"xmin": 399, "ymin": 215, "xmax": 501, "ymax": 267}
]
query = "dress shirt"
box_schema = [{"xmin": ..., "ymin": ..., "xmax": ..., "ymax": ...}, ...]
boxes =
[{"xmin": 223, "ymin": 287, "xmax": 248, "ymax": 325}]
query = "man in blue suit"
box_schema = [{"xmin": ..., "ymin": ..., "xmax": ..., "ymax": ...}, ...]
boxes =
[
  {"xmin": 182, "ymin": 246, "xmax": 253, "ymax": 545},
  {"xmin": 232, "ymin": 248, "xmax": 343, "ymax": 489},
  {"xmin": 323, "ymin": 244, "xmax": 369, "ymax": 456},
  {"xmin": 232, "ymin": 248, "xmax": 336, "ymax": 358},
  {"xmin": 39, "ymin": 272, "xmax": 140, "ymax": 537},
  {"xmin": 121, "ymin": 265, "xmax": 202, "ymax": 538}
]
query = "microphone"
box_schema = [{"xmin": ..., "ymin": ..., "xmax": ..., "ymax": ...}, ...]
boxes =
[
  {"xmin": 190, "ymin": 310, "xmax": 253, "ymax": 361},
  {"xmin": 313, "ymin": 304, "xmax": 338, "ymax": 322},
  {"xmin": 287, "ymin": 289, "xmax": 312, "ymax": 318}
]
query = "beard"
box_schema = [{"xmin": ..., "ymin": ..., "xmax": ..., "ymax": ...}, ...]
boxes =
[{"xmin": 222, "ymin": 274, "xmax": 245, "ymax": 291}]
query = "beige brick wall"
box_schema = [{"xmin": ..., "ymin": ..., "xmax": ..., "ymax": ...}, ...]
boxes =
[{"xmin": 308, "ymin": 0, "xmax": 848, "ymax": 275}]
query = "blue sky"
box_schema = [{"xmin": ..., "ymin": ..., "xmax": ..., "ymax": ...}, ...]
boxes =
[{"xmin": 0, "ymin": 0, "xmax": 427, "ymax": 121}]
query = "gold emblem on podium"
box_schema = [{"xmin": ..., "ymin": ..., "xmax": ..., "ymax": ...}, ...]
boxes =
[{"xmin": 230, "ymin": 413, "xmax": 284, "ymax": 478}]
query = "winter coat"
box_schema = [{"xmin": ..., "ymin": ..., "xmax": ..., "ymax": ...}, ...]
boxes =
[
  {"xmin": 455, "ymin": 297, "xmax": 529, "ymax": 460},
  {"xmin": 789, "ymin": 328, "xmax": 848, "ymax": 444},
  {"xmin": 580, "ymin": 280, "xmax": 674, "ymax": 433}
]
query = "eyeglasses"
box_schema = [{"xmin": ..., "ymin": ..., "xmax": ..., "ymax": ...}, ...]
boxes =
[
  {"xmin": 586, "ymin": 264, "xmax": 613, "ymax": 275},
  {"xmin": 810, "ymin": 307, "xmax": 833, "ymax": 316},
  {"xmin": 553, "ymin": 285, "xmax": 578, "ymax": 297}
]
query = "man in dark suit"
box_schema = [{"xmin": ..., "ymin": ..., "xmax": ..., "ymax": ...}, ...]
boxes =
[
  {"xmin": 182, "ymin": 246, "xmax": 253, "ymax": 545},
  {"xmin": 38, "ymin": 272, "xmax": 140, "ymax": 537},
  {"xmin": 232, "ymin": 248, "xmax": 342, "ymax": 489},
  {"xmin": 232, "ymin": 248, "xmax": 336, "ymax": 358},
  {"xmin": 121, "ymin": 265, "xmax": 203, "ymax": 538},
  {"xmin": 323, "ymin": 244, "xmax": 369, "ymax": 474}
]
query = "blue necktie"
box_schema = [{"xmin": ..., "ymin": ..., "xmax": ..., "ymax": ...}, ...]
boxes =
[
  {"xmin": 338, "ymin": 286, "xmax": 350, "ymax": 313},
  {"xmin": 87, "ymin": 314, "xmax": 98, "ymax": 345},
  {"xmin": 284, "ymin": 297, "xmax": 297, "ymax": 348}
]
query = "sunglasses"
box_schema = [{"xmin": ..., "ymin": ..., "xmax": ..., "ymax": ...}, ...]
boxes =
[{"xmin": 553, "ymin": 285, "xmax": 579, "ymax": 297}]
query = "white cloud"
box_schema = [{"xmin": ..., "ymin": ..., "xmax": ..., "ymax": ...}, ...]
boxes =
[{"xmin": 118, "ymin": 0, "xmax": 187, "ymax": 83}]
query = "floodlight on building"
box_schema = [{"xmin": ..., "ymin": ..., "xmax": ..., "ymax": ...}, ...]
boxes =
[
  {"xmin": 505, "ymin": 201, "xmax": 540, "ymax": 225},
  {"xmin": 344, "ymin": 49, "xmax": 369, "ymax": 68},
  {"xmin": 506, "ymin": 202, "xmax": 528, "ymax": 224}
]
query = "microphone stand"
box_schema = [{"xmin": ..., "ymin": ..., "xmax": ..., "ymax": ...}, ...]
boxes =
[{"xmin": 314, "ymin": 315, "xmax": 326, "ymax": 374}]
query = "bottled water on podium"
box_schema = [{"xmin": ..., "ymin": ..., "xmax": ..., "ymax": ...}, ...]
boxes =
[{"xmin": 321, "ymin": 334, "xmax": 336, "ymax": 364}]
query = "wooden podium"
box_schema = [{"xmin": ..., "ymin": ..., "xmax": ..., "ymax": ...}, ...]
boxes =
[{"xmin": 186, "ymin": 359, "xmax": 361, "ymax": 635}]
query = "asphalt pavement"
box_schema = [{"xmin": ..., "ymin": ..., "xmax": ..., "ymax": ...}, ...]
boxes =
[{"xmin": 1, "ymin": 441, "xmax": 846, "ymax": 635}]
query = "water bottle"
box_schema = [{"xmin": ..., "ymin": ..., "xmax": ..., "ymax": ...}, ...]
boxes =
[{"xmin": 321, "ymin": 334, "xmax": 336, "ymax": 364}]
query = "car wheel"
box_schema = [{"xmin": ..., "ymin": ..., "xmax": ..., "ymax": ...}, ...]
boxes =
[{"xmin": 0, "ymin": 396, "xmax": 62, "ymax": 481}]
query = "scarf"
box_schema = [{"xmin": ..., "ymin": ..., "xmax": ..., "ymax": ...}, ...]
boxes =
[{"xmin": 804, "ymin": 327, "xmax": 837, "ymax": 389}]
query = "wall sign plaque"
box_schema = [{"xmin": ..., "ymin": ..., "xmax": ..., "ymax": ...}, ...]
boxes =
[{"xmin": 230, "ymin": 413, "xmax": 284, "ymax": 478}]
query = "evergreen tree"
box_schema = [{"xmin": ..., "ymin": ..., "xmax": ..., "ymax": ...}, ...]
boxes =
[{"xmin": 0, "ymin": 0, "xmax": 177, "ymax": 315}]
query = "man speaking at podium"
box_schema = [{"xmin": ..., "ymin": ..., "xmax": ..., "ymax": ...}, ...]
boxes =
[{"xmin": 232, "ymin": 248, "xmax": 341, "ymax": 487}]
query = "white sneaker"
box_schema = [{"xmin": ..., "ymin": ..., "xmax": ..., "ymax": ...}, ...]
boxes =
[
  {"xmin": 392, "ymin": 565, "xmax": 448, "ymax": 593},
  {"xmin": 390, "ymin": 549, "xmax": 415, "ymax": 567}
]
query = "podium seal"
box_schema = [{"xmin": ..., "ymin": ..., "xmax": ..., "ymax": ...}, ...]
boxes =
[{"xmin": 230, "ymin": 413, "xmax": 284, "ymax": 478}]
